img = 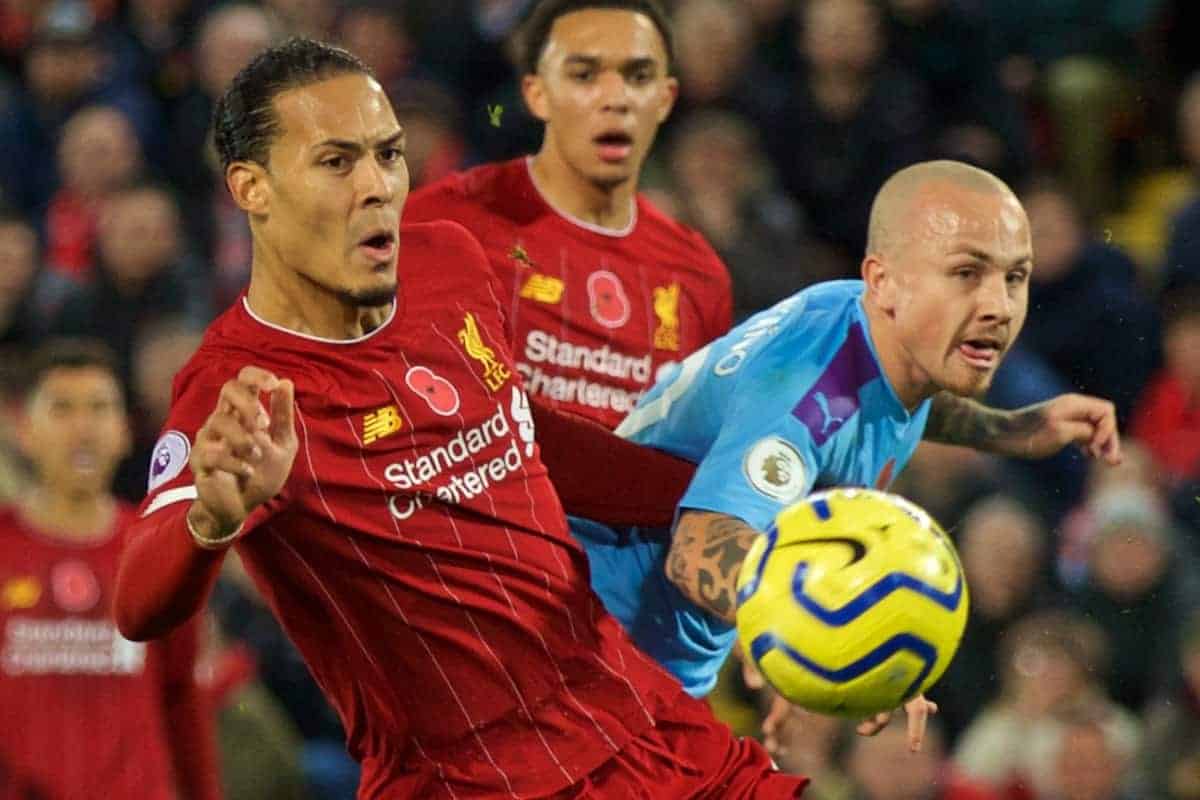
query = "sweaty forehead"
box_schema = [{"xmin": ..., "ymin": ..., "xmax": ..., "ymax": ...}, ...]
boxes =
[
  {"xmin": 543, "ymin": 9, "xmax": 667, "ymax": 65},
  {"xmin": 908, "ymin": 184, "xmax": 1029, "ymax": 251},
  {"xmin": 272, "ymin": 73, "xmax": 398, "ymax": 149}
]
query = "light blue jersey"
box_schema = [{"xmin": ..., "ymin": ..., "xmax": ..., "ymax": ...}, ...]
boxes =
[{"xmin": 576, "ymin": 280, "xmax": 932, "ymax": 696}]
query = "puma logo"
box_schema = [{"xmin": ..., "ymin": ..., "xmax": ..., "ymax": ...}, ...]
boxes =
[{"xmin": 813, "ymin": 392, "xmax": 846, "ymax": 435}]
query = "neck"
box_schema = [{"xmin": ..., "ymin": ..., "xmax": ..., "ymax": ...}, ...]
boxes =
[
  {"xmin": 20, "ymin": 485, "xmax": 116, "ymax": 543},
  {"xmin": 530, "ymin": 147, "xmax": 636, "ymax": 231},
  {"xmin": 862, "ymin": 296, "xmax": 933, "ymax": 410},
  {"xmin": 246, "ymin": 248, "xmax": 391, "ymax": 340}
]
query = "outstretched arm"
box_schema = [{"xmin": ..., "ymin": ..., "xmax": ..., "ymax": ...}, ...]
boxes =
[
  {"xmin": 924, "ymin": 392, "xmax": 1121, "ymax": 464},
  {"xmin": 665, "ymin": 508, "xmax": 938, "ymax": 750}
]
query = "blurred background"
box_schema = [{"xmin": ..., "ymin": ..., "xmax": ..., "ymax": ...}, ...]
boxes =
[{"xmin": 1, "ymin": 0, "xmax": 1200, "ymax": 797}]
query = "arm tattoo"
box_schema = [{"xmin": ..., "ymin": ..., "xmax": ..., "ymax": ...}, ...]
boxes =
[
  {"xmin": 667, "ymin": 512, "xmax": 758, "ymax": 623},
  {"xmin": 925, "ymin": 392, "xmax": 1044, "ymax": 452}
]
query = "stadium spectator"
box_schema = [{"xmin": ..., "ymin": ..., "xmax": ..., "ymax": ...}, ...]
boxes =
[
  {"xmin": 44, "ymin": 105, "xmax": 144, "ymax": 279},
  {"xmin": 1133, "ymin": 611, "xmax": 1200, "ymax": 800},
  {"xmin": 0, "ymin": 0, "xmax": 163, "ymax": 216},
  {"xmin": 48, "ymin": 181, "xmax": 212, "ymax": 389},
  {"xmin": 1131, "ymin": 286, "xmax": 1200, "ymax": 483},
  {"xmin": 664, "ymin": 109, "xmax": 841, "ymax": 320},
  {"xmin": 954, "ymin": 610, "xmax": 1139, "ymax": 799},
  {"xmin": 1162, "ymin": 72, "xmax": 1200, "ymax": 294},
  {"xmin": 0, "ymin": 339, "xmax": 219, "ymax": 799},
  {"xmin": 847, "ymin": 715, "xmax": 1000, "ymax": 800},
  {"xmin": 760, "ymin": 0, "xmax": 933, "ymax": 262},
  {"xmin": 932, "ymin": 495, "xmax": 1057, "ymax": 745},
  {"xmin": 1016, "ymin": 176, "xmax": 1159, "ymax": 424}
]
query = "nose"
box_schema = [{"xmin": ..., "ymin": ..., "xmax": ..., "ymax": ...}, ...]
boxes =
[
  {"xmin": 977, "ymin": 272, "xmax": 1014, "ymax": 325},
  {"xmin": 598, "ymin": 70, "xmax": 631, "ymax": 112},
  {"xmin": 356, "ymin": 155, "xmax": 398, "ymax": 208}
]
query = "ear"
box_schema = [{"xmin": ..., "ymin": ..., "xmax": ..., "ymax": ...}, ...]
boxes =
[
  {"xmin": 657, "ymin": 75, "xmax": 680, "ymax": 124},
  {"xmin": 861, "ymin": 253, "xmax": 898, "ymax": 314},
  {"xmin": 226, "ymin": 161, "xmax": 270, "ymax": 215},
  {"xmin": 522, "ymin": 73, "xmax": 551, "ymax": 123}
]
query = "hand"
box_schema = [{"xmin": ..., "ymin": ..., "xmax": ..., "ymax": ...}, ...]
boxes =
[
  {"xmin": 854, "ymin": 695, "xmax": 938, "ymax": 752},
  {"xmin": 760, "ymin": 690, "xmax": 938, "ymax": 755},
  {"xmin": 1019, "ymin": 393, "xmax": 1121, "ymax": 465},
  {"xmin": 188, "ymin": 366, "xmax": 297, "ymax": 542}
]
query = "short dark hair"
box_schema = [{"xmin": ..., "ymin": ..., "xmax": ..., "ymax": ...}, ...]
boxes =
[
  {"xmin": 516, "ymin": 0, "xmax": 674, "ymax": 76},
  {"xmin": 25, "ymin": 339, "xmax": 123, "ymax": 401},
  {"xmin": 212, "ymin": 37, "xmax": 373, "ymax": 171}
]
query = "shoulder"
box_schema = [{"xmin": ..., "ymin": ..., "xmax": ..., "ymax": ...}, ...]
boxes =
[
  {"xmin": 635, "ymin": 196, "xmax": 729, "ymax": 273},
  {"xmin": 406, "ymin": 159, "xmax": 530, "ymax": 220},
  {"xmin": 400, "ymin": 219, "xmax": 490, "ymax": 269}
]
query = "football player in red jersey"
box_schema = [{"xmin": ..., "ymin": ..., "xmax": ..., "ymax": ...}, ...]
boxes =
[
  {"xmin": 113, "ymin": 39, "xmax": 807, "ymax": 798},
  {"xmin": 0, "ymin": 340, "xmax": 218, "ymax": 800},
  {"xmin": 405, "ymin": 0, "xmax": 733, "ymax": 431}
]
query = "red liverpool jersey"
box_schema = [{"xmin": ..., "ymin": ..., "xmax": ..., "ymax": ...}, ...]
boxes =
[
  {"xmin": 405, "ymin": 157, "xmax": 733, "ymax": 429},
  {"xmin": 131, "ymin": 221, "xmax": 685, "ymax": 798},
  {"xmin": 0, "ymin": 505, "xmax": 213, "ymax": 800}
]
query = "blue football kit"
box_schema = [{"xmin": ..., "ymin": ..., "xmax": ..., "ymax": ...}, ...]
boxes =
[{"xmin": 572, "ymin": 280, "xmax": 933, "ymax": 696}]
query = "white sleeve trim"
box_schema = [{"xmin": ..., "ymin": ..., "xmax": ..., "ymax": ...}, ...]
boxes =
[{"xmin": 142, "ymin": 485, "xmax": 199, "ymax": 517}]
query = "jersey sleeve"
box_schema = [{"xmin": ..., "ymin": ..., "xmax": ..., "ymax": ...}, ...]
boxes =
[
  {"xmin": 677, "ymin": 405, "xmax": 820, "ymax": 532},
  {"xmin": 115, "ymin": 360, "xmax": 282, "ymax": 641}
]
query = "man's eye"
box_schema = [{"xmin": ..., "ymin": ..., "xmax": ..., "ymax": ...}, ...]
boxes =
[
  {"xmin": 322, "ymin": 156, "xmax": 346, "ymax": 169},
  {"xmin": 380, "ymin": 148, "xmax": 403, "ymax": 163}
]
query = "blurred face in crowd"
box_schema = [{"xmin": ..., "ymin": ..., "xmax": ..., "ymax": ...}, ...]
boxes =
[
  {"xmin": 801, "ymin": 0, "xmax": 882, "ymax": 76},
  {"xmin": 197, "ymin": 5, "xmax": 274, "ymax": 97},
  {"xmin": 670, "ymin": 117, "xmax": 755, "ymax": 200},
  {"xmin": 1165, "ymin": 312, "xmax": 1200, "ymax": 391},
  {"xmin": 1008, "ymin": 639, "xmax": 1084, "ymax": 715},
  {"xmin": 1052, "ymin": 723, "xmax": 1125, "ymax": 800},
  {"xmin": 868, "ymin": 178, "xmax": 1032, "ymax": 405},
  {"xmin": 97, "ymin": 188, "xmax": 181, "ymax": 285},
  {"xmin": 134, "ymin": 326, "xmax": 203, "ymax": 427},
  {"xmin": 59, "ymin": 106, "xmax": 143, "ymax": 198},
  {"xmin": 337, "ymin": 6, "xmax": 411, "ymax": 83},
  {"xmin": 849, "ymin": 719, "xmax": 942, "ymax": 800},
  {"xmin": 1091, "ymin": 524, "xmax": 1168, "ymax": 602},
  {"xmin": 674, "ymin": 0, "xmax": 751, "ymax": 103},
  {"xmin": 232, "ymin": 73, "xmax": 407, "ymax": 308},
  {"xmin": 961, "ymin": 501, "xmax": 1042, "ymax": 620},
  {"xmin": 0, "ymin": 221, "xmax": 38, "ymax": 311},
  {"xmin": 524, "ymin": 9, "xmax": 678, "ymax": 191},
  {"xmin": 25, "ymin": 41, "xmax": 103, "ymax": 103},
  {"xmin": 1024, "ymin": 187, "xmax": 1083, "ymax": 284},
  {"xmin": 21, "ymin": 367, "xmax": 130, "ymax": 496}
]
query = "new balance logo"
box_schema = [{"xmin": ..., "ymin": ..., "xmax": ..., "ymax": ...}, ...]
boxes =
[{"xmin": 363, "ymin": 405, "xmax": 403, "ymax": 444}]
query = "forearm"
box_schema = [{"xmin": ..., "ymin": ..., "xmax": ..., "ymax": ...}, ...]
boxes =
[
  {"xmin": 924, "ymin": 392, "xmax": 1043, "ymax": 456},
  {"xmin": 665, "ymin": 510, "xmax": 761, "ymax": 624},
  {"xmin": 531, "ymin": 398, "xmax": 695, "ymax": 527},
  {"xmin": 114, "ymin": 503, "xmax": 228, "ymax": 641}
]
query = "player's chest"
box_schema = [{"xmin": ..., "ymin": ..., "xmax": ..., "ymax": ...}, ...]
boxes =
[
  {"xmin": 487, "ymin": 236, "xmax": 712, "ymax": 356},
  {"xmin": 286, "ymin": 310, "xmax": 532, "ymax": 497},
  {"xmin": 0, "ymin": 545, "xmax": 114, "ymax": 618}
]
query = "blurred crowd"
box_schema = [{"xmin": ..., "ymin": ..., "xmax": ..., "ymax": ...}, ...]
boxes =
[{"xmin": 2, "ymin": 0, "xmax": 1200, "ymax": 798}]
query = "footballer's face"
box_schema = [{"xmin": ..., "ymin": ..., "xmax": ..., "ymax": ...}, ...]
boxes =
[
  {"xmin": 880, "ymin": 182, "xmax": 1032, "ymax": 402},
  {"xmin": 247, "ymin": 73, "xmax": 408, "ymax": 309},
  {"xmin": 22, "ymin": 367, "xmax": 130, "ymax": 495},
  {"xmin": 524, "ymin": 9, "xmax": 678, "ymax": 190}
]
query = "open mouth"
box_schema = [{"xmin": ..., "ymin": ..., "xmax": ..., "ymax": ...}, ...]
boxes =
[
  {"xmin": 358, "ymin": 230, "xmax": 397, "ymax": 264},
  {"xmin": 594, "ymin": 131, "xmax": 634, "ymax": 163},
  {"xmin": 958, "ymin": 337, "xmax": 1004, "ymax": 369}
]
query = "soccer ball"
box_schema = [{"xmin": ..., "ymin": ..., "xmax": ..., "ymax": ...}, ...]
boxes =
[{"xmin": 735, "ymin": 488, "xmax": 968, "ymax": 717}]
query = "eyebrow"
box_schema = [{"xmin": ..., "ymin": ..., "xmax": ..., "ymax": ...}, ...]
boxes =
[
  {"xmin": 312, "ymin": 130, "xmax": 406, "ymax": 154},
  {"xmin": 563, "ymin": 54, "xmax": 660, "ymax": 70},
  {"xmin": 953, "ymin": 247, "xmax": 1032, "ymax": 269}
]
